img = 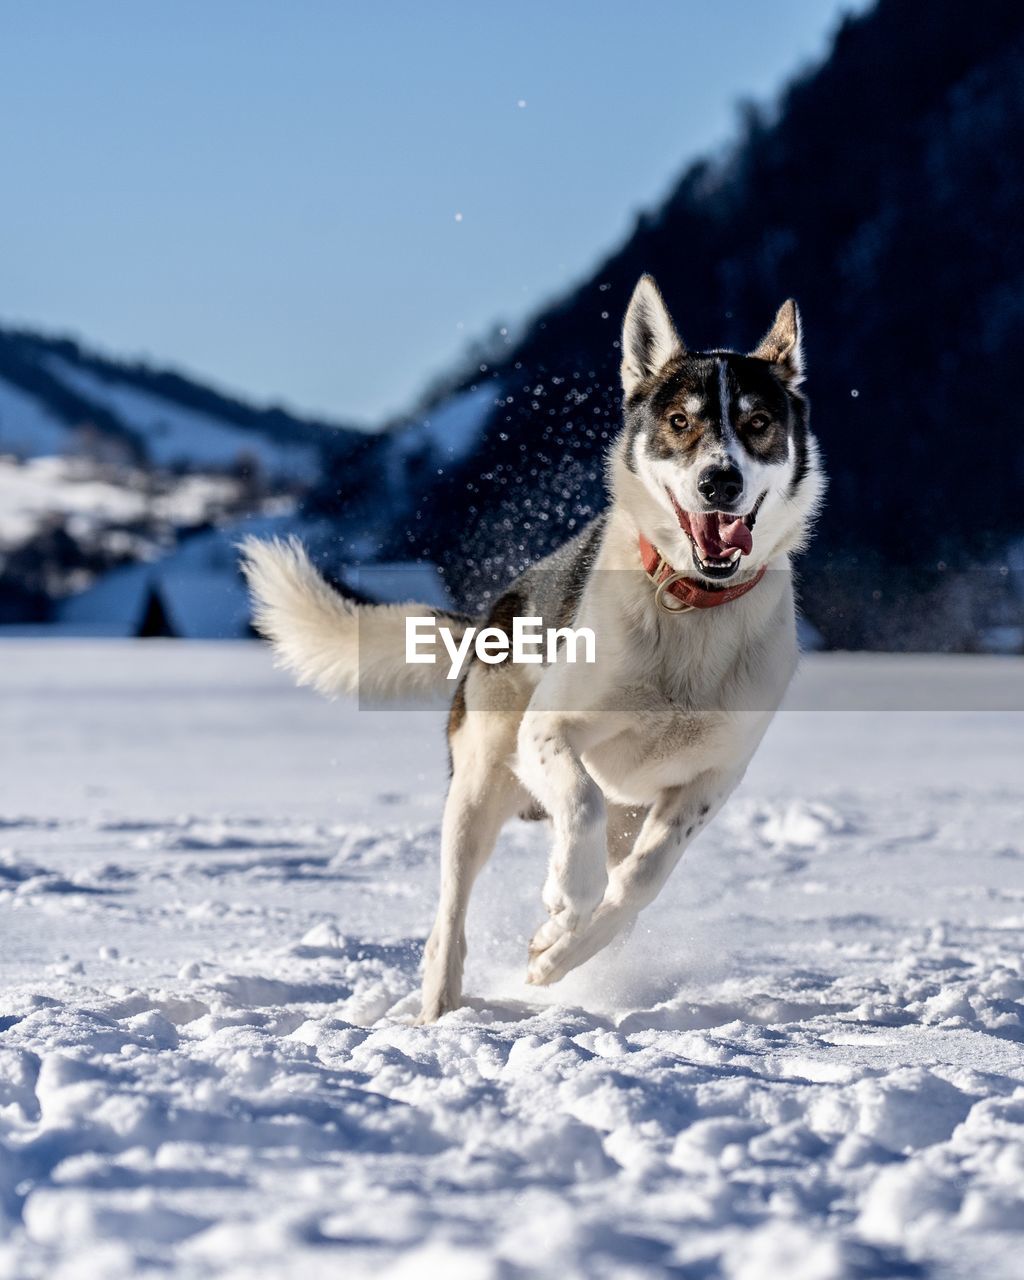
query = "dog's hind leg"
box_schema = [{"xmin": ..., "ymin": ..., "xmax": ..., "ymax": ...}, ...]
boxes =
[
  {"xmin": 602, "ymin": 803, "xmax": 647, "ymax": 956},
  {"xmin": 419, "ymin": 680, "xmax": 526, "ymax": 1023}
]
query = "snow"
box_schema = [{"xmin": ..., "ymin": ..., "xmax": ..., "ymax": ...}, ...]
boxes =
[
  {"xmin": 0, "ymin": 457, "xmax": 149, "ymax": 549},
  {"xmin": 0, "ymin": 456, "xmax": 241, "ymax": 553},
  {"xmin": 1, "ymin": 641, "xmax": 1023, "ymax": 1278}
]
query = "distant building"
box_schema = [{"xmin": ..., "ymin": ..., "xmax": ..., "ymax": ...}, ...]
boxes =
[
  {"xmin": 53, "ymin": 519, "xmax": 453, "ymax": 638},
  {"xmin": 56, "ymin": 560, "xmax": 252, "ymax": 639},
  {"xmin": 56, "ymin": 521, "xmax": 262, "ymax": 639}
]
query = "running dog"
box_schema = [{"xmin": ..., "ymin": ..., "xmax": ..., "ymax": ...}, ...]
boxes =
[{"xmin": 241, "ymin": 275, "xmax": 825, "ymax": 1022}]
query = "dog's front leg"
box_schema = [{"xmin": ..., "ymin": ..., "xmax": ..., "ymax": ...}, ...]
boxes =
[
  {"xmin": 527, "ymin": 771, "xmax": 735, "ymax": 986},
  {"xmin": 517, "ymin": 713, "xmax": 608, "ymax": 964},
  {"xmin": 419, "ymin": 689, "xmax": 525, "ymax": 1023}
]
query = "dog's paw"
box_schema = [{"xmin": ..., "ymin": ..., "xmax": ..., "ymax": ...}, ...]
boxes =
[
  {"xmin": 527, "ymin": 915, "xmax": 570, "ymax": 962},
  {"xmin": 415, "ymin": 989, "xmax": 459, "ymax": 1024},
  {"xmin": 526, "ymin": 903, "xmax": 632, "ymax": 986},
  {"xmin": 525, "ymin": 928, "xmax": 576, "ymax": 985},
  {"xmin": 417, "ymin": 961, "xmax": 463, "ymax": 1023},
  {"xmin": 527, "ymin": 895, "xmax": 597, "ymax": 959},
  {"xmin": 526, "ymin": 913, "xmax": 588, "ymax": 984}
]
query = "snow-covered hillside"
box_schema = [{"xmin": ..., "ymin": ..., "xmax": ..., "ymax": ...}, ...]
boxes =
[
  {"xmin": 1, "ymin": 642, "xmax": 1022, "ymax": 1278},
  {"xmin": 39, "ymin": 357, "xmax": 319, "ymax": 481},
  {"xmin": 0, "ymin": 335, "xmax": 322, "ymax": 564},
  {"xmin": 0, "ymin": 380, "xmax": 69, "ymax": 458},
  {"xmin": 0, "ymin": 332, "xmax": 338, "ymax": 479},
  {"xmin": 0, "ymin": 329, "xmax": 379, "ymax": 621},
  {"xmin": 0, "ymin": 457, "xmax": 239, "ymax": 553}
]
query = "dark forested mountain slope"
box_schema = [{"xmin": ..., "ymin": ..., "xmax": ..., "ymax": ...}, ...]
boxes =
[{"xmin": 355, "ymin": 0, "xmax": 1024, "ymax": 646}]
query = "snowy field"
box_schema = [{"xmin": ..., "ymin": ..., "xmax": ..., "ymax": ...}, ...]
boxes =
[{"xmin": 1, "ymin": 640, "xmax": 1023, "ymax": 1279}]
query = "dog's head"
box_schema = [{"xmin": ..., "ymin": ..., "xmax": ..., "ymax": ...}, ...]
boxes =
[{"xmin": 611, "ymin": 274, "xmax": 824, "ymax": 582}]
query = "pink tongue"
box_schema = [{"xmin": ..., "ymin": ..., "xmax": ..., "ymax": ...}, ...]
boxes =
[
  {"xmin": 689, "ymin": 512, "xmax": 753, "ymax": 558},
  {"xmin": 719, "ymin": 515, "xmax": 753, "ymax": 555}
]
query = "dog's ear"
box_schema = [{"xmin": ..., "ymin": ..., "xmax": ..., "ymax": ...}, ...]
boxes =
[
  {"xmin": 621, "ymin": 275, "xmax": 683, "ymax": 396},
  {"xmin": 750, "ymin": 299, "xmax": 803, "ymax": 385}
]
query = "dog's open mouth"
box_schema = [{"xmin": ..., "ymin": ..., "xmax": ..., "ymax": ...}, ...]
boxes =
[{"xmin": 667, "ymin": 491, "xmax": 765, "ymax": 581}]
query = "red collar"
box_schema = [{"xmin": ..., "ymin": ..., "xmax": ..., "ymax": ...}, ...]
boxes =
[{"xmin": 638, "ymin": 533, "xmax": 766, "ymax": 613}]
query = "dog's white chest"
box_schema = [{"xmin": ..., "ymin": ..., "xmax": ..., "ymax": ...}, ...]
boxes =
[{"xmin": 582, "ymin": 701, "xmax": 764, "ymax": 805}]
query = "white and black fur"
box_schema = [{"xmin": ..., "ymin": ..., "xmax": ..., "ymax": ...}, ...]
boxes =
[{"xmin": 241, "ymin": 275, "xmax": 825, "ymax": 1023}]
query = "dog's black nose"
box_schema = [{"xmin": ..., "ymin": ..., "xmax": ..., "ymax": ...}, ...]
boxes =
[{"xmin": 697, "ymin": 465, "xmax": 744, "ymax": 508}]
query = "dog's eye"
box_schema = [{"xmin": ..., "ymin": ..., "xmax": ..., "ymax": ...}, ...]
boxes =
[
  {"xmin": 746, "ymin": 413, "xmax": 770, "ymax": 432},
  {"xmin": 668, "ymin": 413, "xmax": 688, "ymax": 431}
]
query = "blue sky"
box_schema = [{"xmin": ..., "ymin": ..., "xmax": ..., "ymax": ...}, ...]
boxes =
[{"xmin": 0, "ymin": 1, "xmax": 868, "ymax": 425}]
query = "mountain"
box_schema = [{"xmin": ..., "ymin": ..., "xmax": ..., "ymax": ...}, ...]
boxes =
[
  {"xmin": 0, "ymin": 327, "xmax": 384, "ymax": 622},
  {"xmin": 0, "ymin": 326, "xmax": 384, "ymax": 477},
  {"xmin": 347, "ymin": 0, "xmax": 1024, "ymax": 649}
]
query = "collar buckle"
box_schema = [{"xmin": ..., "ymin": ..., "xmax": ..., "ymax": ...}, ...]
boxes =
[
  {"xmin": 652, "ymin": 569, "xmax": 695, "ymax": 614},
  {"xmin": 645, "ymin": 551, "xmax": 695, "ymax": 614}
]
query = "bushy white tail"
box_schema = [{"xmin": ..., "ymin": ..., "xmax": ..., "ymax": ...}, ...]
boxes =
[{"xmin": 239, "ymin": 536, "xmax": 470, "ymax": 700}]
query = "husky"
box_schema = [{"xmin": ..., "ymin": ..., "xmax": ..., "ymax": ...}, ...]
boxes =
[{"xmin": 241, "ymin": 275, "xmax": 825, "ymax": 1023}]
